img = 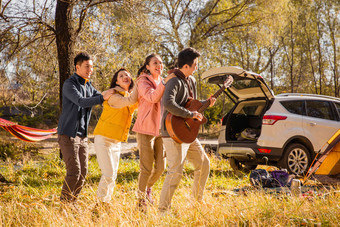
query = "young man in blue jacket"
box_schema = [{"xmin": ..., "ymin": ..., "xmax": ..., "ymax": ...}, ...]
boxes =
[{"xmin": 57, "ymin": 52, "xmax": 113, "ymax": 203}]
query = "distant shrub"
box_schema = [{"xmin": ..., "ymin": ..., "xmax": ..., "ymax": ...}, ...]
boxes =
[
  {"xmin": 0, "ymin": 139, "xmax": 40, "ymax": 161},
  {"xmin": 1, "ymin": 97, "xmax": 59, "ymax": 129}
]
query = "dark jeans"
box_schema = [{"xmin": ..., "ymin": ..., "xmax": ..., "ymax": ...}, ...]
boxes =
[{"xmin": 58, "ymin": 135, "xmax": 89, "ymax": 202}]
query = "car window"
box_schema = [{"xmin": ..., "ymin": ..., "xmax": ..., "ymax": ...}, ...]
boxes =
[
  {"xmin": 335, "ymin": 102, "xmax": 340, "ymax": 116},
  {"xmin": 306, "ymin": 100, "xmax": 335, "ymax": 120},
  {"xmin": 280, "ymin": 100, "xmax": 305, "ymax": 115},
  {"xmin": 233, "ymin": 78, "xmax": 259, "ymax": 90},
  {"xmin": 233, "ymin": 101, "xmax": 266, "ymax": 116}
]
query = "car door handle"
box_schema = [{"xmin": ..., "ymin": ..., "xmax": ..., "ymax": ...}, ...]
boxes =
[{"xmin": 309, "ymin": 122, "xmax": 317, "ymax": 126}]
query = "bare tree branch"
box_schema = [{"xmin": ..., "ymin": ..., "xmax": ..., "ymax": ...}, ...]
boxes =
[
  {"xmin": 194, "ymin": 0, "xmax": 221, "ymax": 28},
  {"xmin": 76, "ymin": 0, "xmax": 121, "ymax": 35},
  {"xmin": 198, "ymin": 0, "xmax": 252, "ymax": 41},
  {"xmin": 0, "ymin": 0, "xmax": 12, "ymax": 21}
]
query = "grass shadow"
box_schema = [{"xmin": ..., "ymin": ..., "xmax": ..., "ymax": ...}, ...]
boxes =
[
  {"xmin": 116, "ymin": 170, "xmax": 139, "ymax": 184},
  {"xmin": 180, "ymin": 168, "xmax": 238, "ymax": 179},
  {"xmin": 210, "ymin": 169, "xmax": 238, "ymax": 178},
  {"xmin": 87, "ymin": 170, "xmax": 139, "ymax": 184}
]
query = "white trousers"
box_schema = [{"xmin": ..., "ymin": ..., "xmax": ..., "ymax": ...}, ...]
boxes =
[{"xmin": 94, "ymin": 135, "xmax": 121, "ymax": 203}]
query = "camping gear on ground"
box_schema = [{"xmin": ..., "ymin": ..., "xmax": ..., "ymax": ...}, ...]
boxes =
[
  {"xmin": 271, "ymin": 170, "xmax": 291, "ymax": 187},
  {"xmin": 303, "ymin": 129, "xmax": 340, "ymax": 184},
  {"xmin": 290, "ymin": 179, "xmax": 301, "ymax": 196},
  {"xmin": 0, "ymin": 118, "xmax": 57, "ymax": 142},
  {"xmin": 216, "ymin": 184, "xmax": 334, "ymax": 199},
  {"xmin": 249, "ymin": 169, "xmax": 293, "ymax": 188},
  {"xmin": 249, "ymin": 169, "xmax": 274, "ymax": 188}
]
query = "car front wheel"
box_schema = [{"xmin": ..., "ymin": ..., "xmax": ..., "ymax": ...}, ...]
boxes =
[{"xmin": 281, "ymin": 143, "xmax": 311, "ymax": 175}]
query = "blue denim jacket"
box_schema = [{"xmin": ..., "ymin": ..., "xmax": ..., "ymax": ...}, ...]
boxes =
[{"xmin": 57, "ymin": 73, "xmax": 103, "ymax": 138}]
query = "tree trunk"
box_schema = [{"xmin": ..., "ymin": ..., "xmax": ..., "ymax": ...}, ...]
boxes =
[
  {"xmin": 55, "ymin": 0, "xmax": 76, "ymax": 111},
  {"xmin": 269, "ymin": 49, "xmax": 274, "ymax": 90},
  {"xmin": 328, "ymin": 18, "xmax": 338, "ymax": 97},
  {"xmin": 290, "ymin": 21, "xmax": 294, "ymax": 93},
  {"xmin": 316, "ymin": 21, "xmax": 323, "ymax": 95},
  {"xmin": 305, "ymin": 27, "xmax": 318, "ymax": 94},
  {"xmin": 331, "ymin": 39, "xmax": 338, "ymax": 97}
]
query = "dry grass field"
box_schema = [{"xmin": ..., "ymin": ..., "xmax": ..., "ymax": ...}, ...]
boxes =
[{"xmin": 0, "ymin": 137, "xmax": 339, "ymax": 226}]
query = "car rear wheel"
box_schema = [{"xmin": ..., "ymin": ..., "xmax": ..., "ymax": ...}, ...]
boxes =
[
  {"xmin": 229, "ymin": 158, "xmax": 258, "ymax": 174},
  {"xmin": 281, "ymin": 143, "xmax": 311, "ymax": 175}
]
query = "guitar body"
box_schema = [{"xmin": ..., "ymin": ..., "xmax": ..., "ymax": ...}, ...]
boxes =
[
  {"xmin": 166, "ymin": 99, "xmax": 207, "ymax": 144},
  {"xmin": 165, "ymin": 76, "xmax": 232, "ymax": 144}
]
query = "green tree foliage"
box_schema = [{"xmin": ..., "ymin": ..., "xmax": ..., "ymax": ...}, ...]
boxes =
[
  {"xmin": 0, "ymin": 0, "xmax": 339, "ymax": 128},
  {"xmin": 268, "ymin": 0, "xmax": 339, "ymax": 95},
  {"xmin": 76, "ymin": 1, "xmax": 160, "ymax": 91}
]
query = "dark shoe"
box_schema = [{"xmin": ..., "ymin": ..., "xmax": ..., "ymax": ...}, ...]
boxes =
[
  {"xmin": 60, "ymin": 200, "xmax": 82, "ymax": 214},
  {"xmin": 92, "ymin": 202, "xmax": 104, "ymax": 219},
  {"xmin": 0, "ymin": 173, "xmax": 10, "ymax": 183},
  {"xmin": 146, "ymin": 187, "xmax": 154, "ymax": 205},
  {"xmin": 60, "ymin": 193, "xmax": 76, "ymax": 203},
  {"xmin": 93, "ymin": 201, "xmax": 112, "ymax": 212},
  {"xmin": 71, "ymin": 202, "xmax": 82, "ymax": 213},
  {"xmin": 137, "ymin": 198, "xmax": 147, "ymax": 212}
]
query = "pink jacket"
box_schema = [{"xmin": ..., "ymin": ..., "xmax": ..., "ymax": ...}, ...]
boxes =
[{"xmin": 132, "ymin": 73, "xmax": 165, "ymax": 136}]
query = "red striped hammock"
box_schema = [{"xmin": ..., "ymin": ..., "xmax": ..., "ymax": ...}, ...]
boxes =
[{"xmin": 0, "ymin": 118, "xmax": 57, "ymax": 142}]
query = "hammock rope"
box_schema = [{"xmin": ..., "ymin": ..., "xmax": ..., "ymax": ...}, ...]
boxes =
[{"xmin": 0, "ymin": 118, "xmax": 57, "ymax": 142}]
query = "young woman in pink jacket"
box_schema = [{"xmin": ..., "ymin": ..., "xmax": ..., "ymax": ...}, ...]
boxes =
[{"xmin": 132, "ymin": 53, "xmax": 174, "ymax": 209}]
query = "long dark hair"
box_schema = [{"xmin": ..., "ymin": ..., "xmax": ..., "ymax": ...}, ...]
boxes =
[
  {"xmin": 109, "ymin": 68, "xmax": 134, "ymax": 91},
  {"xmin": 137, "ymin": 53, "xmax": 161, "ymax": 77}
]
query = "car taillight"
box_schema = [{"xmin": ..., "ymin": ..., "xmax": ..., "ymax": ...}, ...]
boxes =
[
  {"xmin": 262, "ymin": 115, "xmax": 287, "ymax": 125},
  {"xmin": 258, "ymin": 148, "xmax": 271, "ymax": 153}
]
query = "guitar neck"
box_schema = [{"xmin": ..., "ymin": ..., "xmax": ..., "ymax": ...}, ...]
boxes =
[{"xmin": 198, "ymin": 85, "xmax": 226, "ymax": 113}]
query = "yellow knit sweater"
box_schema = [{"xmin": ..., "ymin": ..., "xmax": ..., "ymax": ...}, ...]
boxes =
[{"xmin": 93, "ymin": 86, "xmax": 138, "ymax": 142}]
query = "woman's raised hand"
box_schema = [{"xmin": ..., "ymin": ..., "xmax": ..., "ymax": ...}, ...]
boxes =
[{"xmin": 102, "ymin": 88, "xmax": 115, "ymax": 100}]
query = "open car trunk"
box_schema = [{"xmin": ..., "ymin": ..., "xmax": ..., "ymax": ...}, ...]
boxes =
[
  {"xmin": 224, "ymin": 99, "xmax": 272, "ymax": 142},
  {"xmin": 202, "ymin": 66, "xmax": 274, "ymax": 143}
]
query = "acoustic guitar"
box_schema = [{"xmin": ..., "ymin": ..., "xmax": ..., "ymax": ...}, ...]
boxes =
[{"xmin": 165, "ymin": 77, "xmax": 233, "ymax": 144}]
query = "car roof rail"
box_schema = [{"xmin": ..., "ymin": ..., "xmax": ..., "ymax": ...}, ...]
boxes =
[{"xmin": 277, "ymin": 93, "xmax": 340, "ymax": 101}]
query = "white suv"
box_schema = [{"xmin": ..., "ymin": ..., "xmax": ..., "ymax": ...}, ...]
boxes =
[{"xmin": 202, "ymin": 66, "xmax": 340, "ymax": 175}]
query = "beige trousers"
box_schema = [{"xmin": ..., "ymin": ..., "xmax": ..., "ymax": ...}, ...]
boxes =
[
  {"xmin": 137, "ymin": 133, "xmax": 166, "ymax": 196},
  {"xmin": 158, "ymin": 138, "xmax": 210, "ymax": 211}
]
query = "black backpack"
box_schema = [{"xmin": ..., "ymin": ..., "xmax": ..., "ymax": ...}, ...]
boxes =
[{"xmin": 249, "ymin": 169, "xmax": 282, "ymax": 188}]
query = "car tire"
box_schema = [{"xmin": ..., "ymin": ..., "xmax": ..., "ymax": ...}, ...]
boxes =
[
  {"xmin": 229, "ymin": 158, "xmax": 258, "ymax": 174},
  {"xmin": 281, "ymin": 143, "xmax": 311, "ymax": 175}
]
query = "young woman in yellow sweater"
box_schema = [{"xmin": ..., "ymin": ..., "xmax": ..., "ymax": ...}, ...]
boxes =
[{"xmin": 93, "ymin": 68, "xmax": 138, "ymax": 203}]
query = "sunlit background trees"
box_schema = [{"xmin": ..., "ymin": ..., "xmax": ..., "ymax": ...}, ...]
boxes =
[{"xmin": 0, "ymin": 0, "xmax": 339, "ymax": 128}]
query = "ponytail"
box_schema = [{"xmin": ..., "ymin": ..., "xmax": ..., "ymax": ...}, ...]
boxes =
[{"xmin": 137, "ymin": 64, "xmax": 147, "ymax": 77}]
